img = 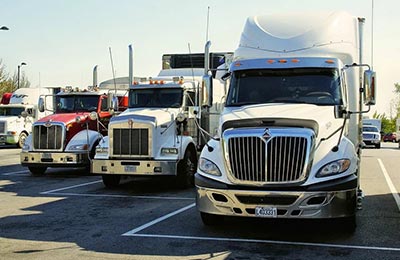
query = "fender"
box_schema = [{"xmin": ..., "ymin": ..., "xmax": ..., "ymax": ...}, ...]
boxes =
[
  {"xmin": 155, "ymin": 135, "xmax": 196, "ymax": 161},
  {"xmin": 65, "ymin": 129, "xmax": 103, "ymax": 152},
  {"xmin": 176, "ymin": 135, "xmax": 196, "ymax": 160},
  {"xmin": 21, "ymin": 134, "xmax": 33, "ymax": 151}
]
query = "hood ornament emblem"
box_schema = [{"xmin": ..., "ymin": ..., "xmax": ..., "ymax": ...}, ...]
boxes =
[
  {"xmin": 44, "ymin": 119, "xmax": 53, "ymax": 128},
  {"xmin": 128, "ymin": 119, "xmax": 134, "ymax": 127},
  {"xmin": 262, "ymin": 128, "xmax": 271, "ymax": 140}
]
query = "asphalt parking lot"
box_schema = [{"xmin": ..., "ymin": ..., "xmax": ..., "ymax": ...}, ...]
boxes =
[{"xmin": 1, "ymin": 143, "xmax": 400, "ymax": 259}]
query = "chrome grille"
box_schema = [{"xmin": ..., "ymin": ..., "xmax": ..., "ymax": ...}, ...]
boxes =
[
  {"xmin": 112, "ymin": 128, "xmax": 149, "ymax": 156},
  {"xmin": 33, "ymin": 124, "xmax": 64, "ymax": 150},
  {"xmin": 0, "ymin": 121, "xmax": 5, "ymax": 134},
  {"xmin": 227, "ymin": 135, "xmax": 308, "ymax": 183}
]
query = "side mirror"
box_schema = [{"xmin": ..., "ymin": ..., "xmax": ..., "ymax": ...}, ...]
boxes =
[
  {"xmin": 334, "ymin": 105, "xmax": 346, "ymax": 119},
  {"xmin": 201, "ymin": 75, "xmax": 213, "ymax": 108},
  {"xmin": 221, "ymin": 72, "xmax": 231, "ymax": 81},
  {"xmin": 363, "ymin": 70, "xmax": 376, "ymax": 106},
  {"xmin": 108, "ymin": 93, "xmax": 119, "ymax": 114},
  {"xmin": 38, "ymin": 97, "xmax": 45, "ymax": 112},
  {"xmin": 21, "ymin": 111, "xmax": 28, "ymax": 118}
]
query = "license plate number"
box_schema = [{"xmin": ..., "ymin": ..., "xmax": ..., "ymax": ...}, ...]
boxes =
[
  {"xmin": 124, "ymin": 166, "xmax": 137, "ymax": 172},
  {"xmin": 255, "ymin": 206, "xmax": 277, "ymax": 218},
  {"xmin": 42, "ymin": 153, "xmax": 52, "ymax": 159}
]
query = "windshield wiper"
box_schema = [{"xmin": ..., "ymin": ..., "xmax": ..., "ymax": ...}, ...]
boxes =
[{"xmin": 268, "ymin": 99, "xmax": 308, "ymax": 104}]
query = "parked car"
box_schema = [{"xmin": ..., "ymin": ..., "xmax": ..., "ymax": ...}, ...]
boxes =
[
  {"xmin": 383, "ymin": 132, "xmax": 398, "ymax": 142},
  {"xmin": 362, "ymin": 125, "xmax": 381, "ymax": 148}
]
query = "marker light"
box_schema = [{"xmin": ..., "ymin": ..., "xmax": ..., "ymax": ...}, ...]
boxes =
[
  {"xmin": 291, "ymin": 59, "xmax": 300, "ymax": 63},
  {"xmin": 267, "ymin": 60, "xmax": 275, "ymax": 64},
  {"xmin": 279, "ymin": 59, "xmax": 287, "ymax": 63},
  {"xmin": 234, "ymin": 62, "xmax": 242, "ymax": 67},
  {"xmin": 325, "ymin": 59, "xmax": 335, "ymax": 64}
]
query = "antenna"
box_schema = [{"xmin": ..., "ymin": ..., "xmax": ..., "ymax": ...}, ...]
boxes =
[
  {"xmin": 205, "ymin": 6, "xmax": 210, "ymax": 43},
  {"xmin": 187, "ymin": 43, "xmax": 195, "ymax": 82},
  {"xmin": 109, "ymin": 47, "xmax": 117, "ymax": 93}
]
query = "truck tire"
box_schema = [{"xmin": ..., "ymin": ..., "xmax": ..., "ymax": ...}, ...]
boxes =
[
  {"xmin": 28, "ymin": 166, "xmax": 47, "ymax": 176},
  {"xmin": 102, "ymin": 175, "xmax": 121, "ymax": 188},
  {"xmin": 17, "ymin": 132, "xmax": 27, "ymax": 148},
  {"xmin": 176, "ymin": 148, "xmax": 197, "ymax": 188},
  {"xmin": 375, "ymin": 143, "xmax": 381, "ymax": 149},
  {"xmin": 200, "ymin": 212, "xmax": 224, "ymax": 226}
]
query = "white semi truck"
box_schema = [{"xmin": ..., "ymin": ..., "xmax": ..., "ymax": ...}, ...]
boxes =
[
  {"xmin": 0, "ymin": 87, "xmax": 56, "ymax": 147},
  {"xmin": 91, "ymin": 44, "xmax": 231, "ymax": 188},
  {"xmin": 195, "ymin": 11, "xmax": 376, "ymax": 229}
]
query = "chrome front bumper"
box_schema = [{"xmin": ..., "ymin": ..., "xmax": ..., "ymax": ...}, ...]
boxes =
[
  {"xmin": 20, "ymin": 151, "xmax": 90, "ymax": 167},
  {"xmin": 196, "ymin": 175, "xmax": 357, "ymax": 219},
  {"xmin": 91, "ymin": 159, "xmax": 177, "ymax": 176}
]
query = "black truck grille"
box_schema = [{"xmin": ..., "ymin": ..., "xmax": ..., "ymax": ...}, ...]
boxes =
[
  {"xmin": 112, "ymin": 128, "xmax": 149, "ymax": 156},
  {"xmin": 33, "ymin": 124, "xmax": 64, "ymax": 150}
]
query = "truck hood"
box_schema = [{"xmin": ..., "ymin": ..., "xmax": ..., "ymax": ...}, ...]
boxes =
[
  {"xmin": 111, "ymin": 108, "xmax": 179, "ymax": 126},
  {"xmin": 222, "ymin": 104, "xmax": 342, "ymax": 139},
  {"xmin": 36, "ymin": 112, "xmax": 90, "ymax": 126}
]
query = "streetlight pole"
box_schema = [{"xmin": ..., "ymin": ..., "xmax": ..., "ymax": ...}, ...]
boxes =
[{"xmin": 17, "ymin": 62, "xmax": 27, "ymax": 89}]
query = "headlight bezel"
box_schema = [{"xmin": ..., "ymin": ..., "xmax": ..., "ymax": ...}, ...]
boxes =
[
  {"xmin": 69, "ymin": 144, "xmax": 89, "ymax": 151},
  {"xmin": 199, "ymin": 157, "xmax": 222, "ymax": 176},
  {"xmin": 316, "ymin": 159, "xmax": 351, "ymax": 178},
  {"xmin": 161, "ymin": 147, "xmax": 179, "ymax": 155}
]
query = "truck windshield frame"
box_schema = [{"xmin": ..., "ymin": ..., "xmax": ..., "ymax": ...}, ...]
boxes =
[
  {"xmin": 0, "ymin": 107, "xmax": 25, "ymax": 116},
  {"xmin": 226, "ymin": 68, "xmax": 342, "ymax": 107},
  {"xmin": 55, "ymin": 95, "xmax": 99, "ymax": 113},
  {"xmin": 129, "ymin": 87, "xmax": 184, "ymax": 108}
]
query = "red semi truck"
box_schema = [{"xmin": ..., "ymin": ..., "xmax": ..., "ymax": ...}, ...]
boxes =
[{"xmin": 20, "ymin": 83, "xmax": 128, "ymax": 175}]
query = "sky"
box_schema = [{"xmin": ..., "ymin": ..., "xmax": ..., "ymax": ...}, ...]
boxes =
[{"xmin": 0, "ymin": 0, "xmax": 399, "ymax": 116}]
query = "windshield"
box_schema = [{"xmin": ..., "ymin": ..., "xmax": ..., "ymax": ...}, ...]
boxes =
[
  {"xmin": 226, "ymin": 68, "xmax": 342, "ymax": 107},
  {"xmin": 129, "ymin": 88, "xmax": 183, "ymax": 108},
  {"xmin": 363, "ymin": 126, "xmax": 379, "ymax": 133},
  {"xmin": 0, "ymin": 107, "xmax": 25, "ymax": 116},
  {"xmin": 55, "ymin": 95, "xmax": 99, "ymax": 113}
]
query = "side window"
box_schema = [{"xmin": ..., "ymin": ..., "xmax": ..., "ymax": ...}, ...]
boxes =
[
  {"xmin": 186, "ymin": 91, "xmax": 195, "ymax": 106},
  {"xmin": 27, "ymin": 108, "xmax": 36, "ymax": 117},
  {"xmin": 341, "ymin": 70, "xmax": 348, "ymax": 106},
  {"xmin": 101, "ymin": 97, "xmax": 108, "ymax": 111}
]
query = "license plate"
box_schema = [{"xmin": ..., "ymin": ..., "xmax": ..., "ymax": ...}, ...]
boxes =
[
  {"xmin": 124, "ymin": 165, "xmax": 137, "ymax": 172},
  {"xmin": 42, "ymin": 153, "xmax": 52, "ymax": 159},
  {"xmin": 255, "ymin": 206, "xmax": 277, "ymax": 218}
]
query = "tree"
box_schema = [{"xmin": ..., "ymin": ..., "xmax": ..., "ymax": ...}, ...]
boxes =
[
  {"xmin": 0, "ymin": 60, "xmax": 14, "ymax": 95},
  {"xmin": 0, "ymin": 60, "xmax": 31, "ymax": 96}
]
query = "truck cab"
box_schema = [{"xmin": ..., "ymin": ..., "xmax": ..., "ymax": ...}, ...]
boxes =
[
  {"xmin": 20, "ymin": 86, "xmax": 128, "ymax": 175},
  {"xmin": 195, "ymin": 12, "xmax": 376, "ymax": 229},
  {"xmin": 0, "ymin": 87, "xmax": 57, "ymax": 147},
  {"xmin": 92, "ymin": 46, "xmax": 231, "ymax": 188}
]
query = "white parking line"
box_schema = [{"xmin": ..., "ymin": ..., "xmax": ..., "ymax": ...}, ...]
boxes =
[
  {"xmin": 40, "ymin": 180, "xmax": 102, "ymax": 194},
  {"xmin": 45, "ymin": 192, "xmax": 194, "ymax": 200},
  {"xmin": 378, "ymin": 158, "xmax": 400, "ymax": 211},
  {"xmin": 3, "ymin": 170, "xmax": 29, "ymax": 176},
  {"xmin": 122, "ymin": 203, "xmax": 196, "ymax": 235},
  {"xmin": 127, "ymin": 233, "xmax": 400, "ymax": 252}
]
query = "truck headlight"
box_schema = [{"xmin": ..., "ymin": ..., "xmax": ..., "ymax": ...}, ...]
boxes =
[
  {"xmin": 69, "ymin": 144, "xmax": 89, "ymax": 150},
  {"xmin": 316, "ymin": 159, "xmax": 351, "ymax": 177},
  {"xmin": 95, "ymin": 146, "xmax": 108, "ymax": 154},
  {"xmin": 161, "ymin": 148, "xmax": 178, "ymax": 155},
  {"xmin": 199, "ymin": 158, "xmax": 221, "ymax": 176}
]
